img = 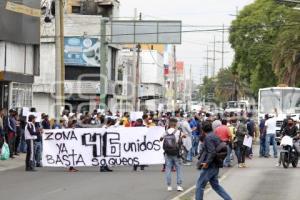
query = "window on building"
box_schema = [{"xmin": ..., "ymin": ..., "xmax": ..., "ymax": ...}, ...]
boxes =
[
  {"xmin": 11, "ymin": 83, "xmax": 32, "ymax": 108},
  {"xmin": 117, "ymin": 67, "xmax": 123, "ymax": 81},
  {"xmin": 111, "ymin": 48, "xmax": 117, "ymax": 81},
  {"xmin": 72, "ymin": 6, "xmax": 81, "ymax": 14}
]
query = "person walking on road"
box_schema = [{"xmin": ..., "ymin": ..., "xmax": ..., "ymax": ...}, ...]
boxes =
[
  {"xmin": 259, "ymin": 115, "xmax": 267, "ymax": 157},
  {"xmin": 234, "ymin": 117, "xmax": 248, "ymax": 168},
  {"xmin": 160, "ymin": 118, "xmax": 184, "ymax": 192},
  {"xmin": 195, "ymin": 121, "xmax": 232, "ymax": 200},
  {"xmin": 214, "ymin": 119, "xmax": 232, "ymax": 167},
  {"xmin": 264, "ymin": 114, "xmax": 278, "ymax": 158}
]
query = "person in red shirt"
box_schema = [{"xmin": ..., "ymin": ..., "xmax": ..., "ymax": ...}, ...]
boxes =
[
  {"xmin": 214, "ymin": 119, "xmax": 231, "ymax": 142},
  {"xmin": 214, "ymin": 119, "xmax": 233, "ymax": 167}
]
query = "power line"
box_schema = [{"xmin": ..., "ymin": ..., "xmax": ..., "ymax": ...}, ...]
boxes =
[{"xmin": 60, "ymin": 22, "xmax": 300, "ymax": 37}]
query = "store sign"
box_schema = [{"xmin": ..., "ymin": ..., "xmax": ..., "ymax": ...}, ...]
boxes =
[
  {"xmin": 64, "ymin": 37, "xmax": 100, "ymax": 67},
  {"xmin": 64, "ymin": 81, "xmax": 100, "ymax": 94}
]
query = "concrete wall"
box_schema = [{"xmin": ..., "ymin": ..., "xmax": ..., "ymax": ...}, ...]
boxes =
[
  {"xmin": 34, "ymin": 42, "xmax": 56, "ymax": 86},
  {"xmin": 140, "ymin": 50, "xmax": 164, "ymax": 85},
  {"xmin": 32, "ymin": 93, "xmax": 56, "ymax": 118},
  {"xmin": 0, "ymin": 42, "xmax": 4, "ymax": 71}
]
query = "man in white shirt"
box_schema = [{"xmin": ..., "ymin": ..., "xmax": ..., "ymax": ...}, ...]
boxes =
[
  {"xmin": 25, "ymin": 115, "xmax": 38, "ymax": 171},
  {"xmin": 264, "ymin": 114, "xmax": 278, "ymax": 158}
]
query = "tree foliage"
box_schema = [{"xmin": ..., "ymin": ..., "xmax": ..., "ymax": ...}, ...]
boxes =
[
  {"xmin": 273, "ymin": 10, "xmax": 300, "ymax": 86},
  {"xmin": 198, "ymin": 69, "xmax": 250, "ymax": 104},
  {"xmin": 229, "ymin": 0, "xmax": 300, "ymax": 95}
]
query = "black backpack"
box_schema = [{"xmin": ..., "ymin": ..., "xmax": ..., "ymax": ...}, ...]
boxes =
[
  {"xmin": 215, "ymin": 141, "xmax": 228, "ymax": 166},
  {"xmin": 163, "ymin": 130, "xmax": 179, "ymax": 156}
]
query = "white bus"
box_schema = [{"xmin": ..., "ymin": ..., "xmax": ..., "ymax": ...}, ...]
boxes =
[{"xmin": 258, "ymin": 87, "xmax": 300, "ymax": 136}]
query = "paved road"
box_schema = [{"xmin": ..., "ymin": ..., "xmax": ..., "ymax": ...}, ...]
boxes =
[
  {"xmin": 205, "ymin": 151, "xmax": 300, "ymax": 200},
  {"xmin": 0, "ymin": 162, "xmax": 200, "ymax": 200},
  {"xmin": 3, "ymin": 146, "xmax": 298, "ymax": 200}
]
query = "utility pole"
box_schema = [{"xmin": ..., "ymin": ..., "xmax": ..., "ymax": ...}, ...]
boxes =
[
  {"xmin": 221, "ymin": 24, "xmax": 225, "ymax": 69},
  {"xmin": 183, "ymin": 66, "xmax": 186, "ymax": 108},
  {"xmin": 134, "ymin": 12, "xmax": 142, "ymax": 111},
  {"xmin": 205, "ymin": 46, "xmax": 209, "ymax": 77},
  {"xmin": 55, "ymin": 0, "xmax": 65, "ymax": 118},
  {"xmin": 173, "ymin": 45, "xmax": 177, "ymax": 110},
  {"xmin": 189, "ymin": 65, "xmax": 193, "ymax": 111},
  {"xmin": 212, "ymin": 36, "xmax": 216, "ymax": 77},
  {"xmin": 100, "ymin": 18, "xmax": 109, "ymax": 110},
  {"xmin": 204, "ymin": 45, "xmax": 219, "ymax": 78}
]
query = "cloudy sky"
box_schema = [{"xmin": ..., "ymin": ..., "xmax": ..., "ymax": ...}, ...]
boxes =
[{"xmin": 119, "ymin": 0, "xmax": 255, "ymax": 84}]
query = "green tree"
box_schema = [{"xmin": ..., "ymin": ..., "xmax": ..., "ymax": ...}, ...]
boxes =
[
  {"xmin": 272, "ymin": 10, "xmax": 300, "ymax": 86},
  {"xmin": 198, "ymin": 76, "xmax": 217, "ymax": 103},
  {"xmin": 214, "ymin": 68, "xmax": 251, "ymax": 102},
  {"xmin": 229, "ymin": 0, "xmax": 291, "ymax": 94}
]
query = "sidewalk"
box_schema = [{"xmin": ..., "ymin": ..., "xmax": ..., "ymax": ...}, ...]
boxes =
[{"xmin": 0, "ymin": 153, "xmax": 25, "ymax": 172}]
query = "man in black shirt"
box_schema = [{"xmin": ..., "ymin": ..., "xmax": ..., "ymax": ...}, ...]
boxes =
[
  {"xmin": 195, "ymin": 121, "xmax": 232, "ymax": 200},
  {"xmin": 281, "ymin": 118, "xmax": 298, "ymax": 138}
]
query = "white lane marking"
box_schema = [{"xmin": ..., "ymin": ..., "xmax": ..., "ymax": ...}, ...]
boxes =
[
  {"xmin": 170, "ymin": 170, "xmax": 230, "ymax": 200},
  {"xmin": 43, "ymin": 188, "xmax": 64, "ymax": 196},
  {"xmin": 204, "ymin": 174, "xmax": 227, "ymax": 195},
  {"xmin": 170, "ymin": 185, "xmax": 196, "ymax": 200}
]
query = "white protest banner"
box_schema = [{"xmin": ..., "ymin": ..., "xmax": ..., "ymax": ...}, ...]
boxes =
[
  {"xmin": 22, "ymin": 107, "xmax": 30, "ymax": 117},
  {"xmin": 243, "ymin": 136, "xmax": 253, "ymax": 148},
  {"xmin": 42, "ymin": 127, "xmax": 165, "ymax": 167}
]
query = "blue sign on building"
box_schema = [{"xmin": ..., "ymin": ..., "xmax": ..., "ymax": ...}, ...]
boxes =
[{"xmin": 64, "ymin": 37, "xmax": 100, "ymax": 67}]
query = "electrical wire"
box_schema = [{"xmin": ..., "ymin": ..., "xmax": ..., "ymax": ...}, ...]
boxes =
[{"xmin": 60, "ymin": 22, "xmax": 300, "ymax": 37}]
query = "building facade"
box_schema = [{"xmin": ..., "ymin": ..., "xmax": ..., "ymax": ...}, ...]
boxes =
[
  {"xmin": 139, "ymin": 50, "xmax": 164, "ymax": 111},
  {"xmin": 0, "ymin": 0, "xmax": 40, "ymax": 110},
  {"xmin": 35, "ymin": 1, "xmax": 120, "ymax": 117}
]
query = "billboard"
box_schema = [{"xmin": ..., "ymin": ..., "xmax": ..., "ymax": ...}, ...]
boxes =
[
  {"xmin": 176, "ymin": 61, "xmax": 184, "ymax": 75},
  {"xmin": 0, "ymin": 0, "xmax": 40, "ymax": 44},
  {"xmin": 64, "ymin": 37, "xmax": 101, "ymax": 67},
  {"xmin": 110, "ymin": 20, "xmax": 182, "ymax": 44}
]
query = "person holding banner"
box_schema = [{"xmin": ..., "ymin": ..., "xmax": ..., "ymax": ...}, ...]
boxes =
[
  {"xmin": 160, "ymin": 118, "xmax": 185, "ymax": 192},
  {"xmin": 133, "ymin": 118, "xmax": 147, "ymax": 171},
  {"xmin": 100, "ymin": 117, "xmax": 114, "ymax": 172},
  {"xmin": 24, "ymin": 115, "xmax": 39, "ymax": 171}
]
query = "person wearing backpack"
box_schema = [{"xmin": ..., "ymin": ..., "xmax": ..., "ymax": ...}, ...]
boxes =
[
  {"xmin": 160, "ymin": 118, "xmax": 185, "ymax": 192},
  {"xmin": 234, "ymin": 117, "xmax": 249, "ymax": 168},
  {"xmin": 195, "ymin": 121, "xmax": 232, "ymax": 200},
  {"xmin": 246, "ymin": 112, "xmax": 255, "ymax": 158}
]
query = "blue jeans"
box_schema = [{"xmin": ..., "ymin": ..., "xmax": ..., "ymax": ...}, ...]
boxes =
[
  {"xmin": 34, "ymin": 141, "xmax": 43, "ymax": 166},
  {"xmin": 186, "ymin": 147, "xmax": 193, "ymax": 162},
  {"xmin": 19, "ymin": 129, "xmax": 27, "ymax": 153},
  {"xmin": 265, "ymin": 134, "xmax": 277, "ymax": 157},
  {"xmin": 165, "ymin": 155, "xmax": 182, "ymax": 186},
  {"xmin": 259, "ymin": 136, "xmax": 266, "ymax": 157},
  {"xmin": 196, "ymin": 167, "xmax": 232, "ymax": 200},
  {"xmin": 192, "ymin": 135, "xmax": 200, "ymax": 156},
  {"xmin": 223, "ymin": 144, "xmax": 232, "ymax": 167}
]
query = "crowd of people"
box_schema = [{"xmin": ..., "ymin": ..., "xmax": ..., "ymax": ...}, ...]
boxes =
[{"xmin": 1, "ymin": 106, "xmax": 300, "ymax": 199}]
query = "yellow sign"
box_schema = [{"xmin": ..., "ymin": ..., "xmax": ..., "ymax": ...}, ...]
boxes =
[{"xmin": 5, "ymin": 1, "xmax": 41, "ymax": 17}]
